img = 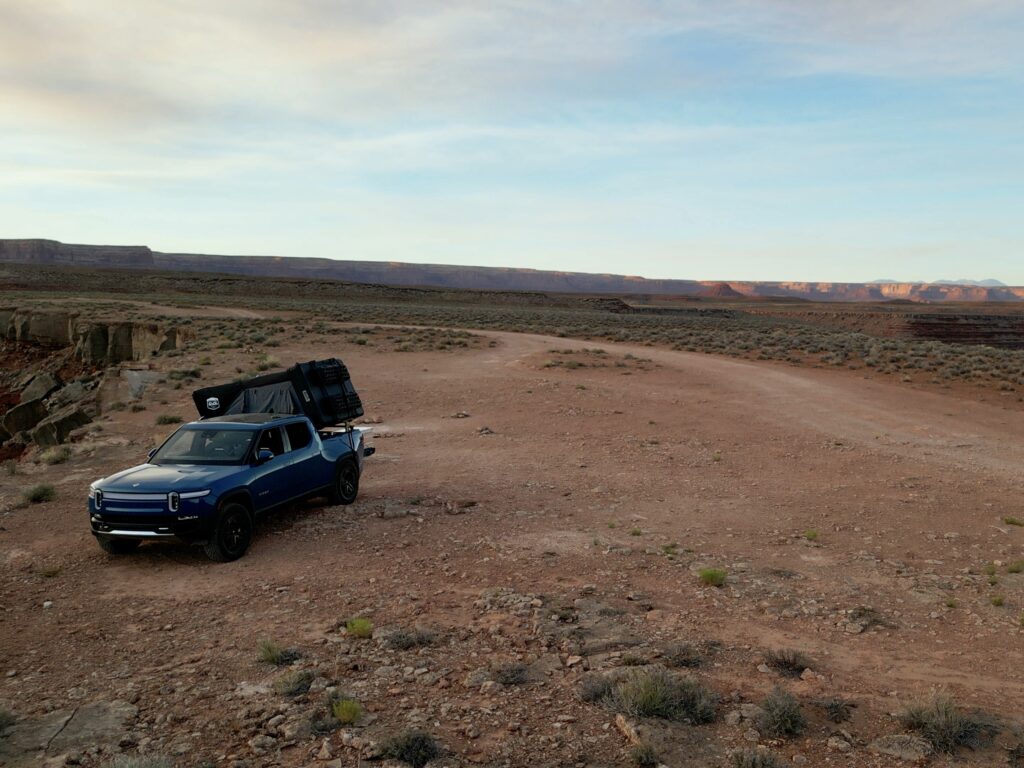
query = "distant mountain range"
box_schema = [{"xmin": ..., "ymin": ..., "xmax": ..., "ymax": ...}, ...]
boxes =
[
  {"xmin": 873, "ymin": 278, "xmax": 1007, "ymax": 287},
  {"xmin": 1, "ymin": 238, "xmax": 1022, "ymax": 303}
]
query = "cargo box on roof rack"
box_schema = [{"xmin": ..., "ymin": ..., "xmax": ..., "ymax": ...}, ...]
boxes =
[{"xmin": 191, "ymin": 358, "xmax": 363, "ymax": 429}]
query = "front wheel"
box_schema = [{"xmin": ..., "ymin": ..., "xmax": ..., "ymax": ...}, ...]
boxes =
[
  {"xmin": 97, "ymin": 538, "xmax": 141, "ymax": 555},
  {"xmin": 203, "ymin": 503, "xmax": 253, "ymax": 562},
  {"xmin": 328, "ymin": 460, "xmax": 359, "ymax": 505}
]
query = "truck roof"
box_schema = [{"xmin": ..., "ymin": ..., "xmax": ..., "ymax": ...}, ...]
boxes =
[{"xmin": 195, "ymin": 413, "xmax": 303, "ymax": 426}]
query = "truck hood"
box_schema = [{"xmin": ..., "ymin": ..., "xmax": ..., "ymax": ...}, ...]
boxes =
[{"xmin": 97, "ymin": 463, "xmax": 241, "ymax": 493}]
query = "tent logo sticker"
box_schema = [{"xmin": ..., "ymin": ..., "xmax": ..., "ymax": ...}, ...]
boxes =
[{"xmin": 206, "ymin": 397, "xmax": 221, "ymax": 411}]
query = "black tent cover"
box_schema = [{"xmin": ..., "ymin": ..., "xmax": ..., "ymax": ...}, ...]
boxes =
[{"xmin": 192, "ymin": 359, "xmax": 363, "ymax": 429}]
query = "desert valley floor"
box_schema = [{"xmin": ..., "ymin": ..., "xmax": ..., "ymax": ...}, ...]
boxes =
[{"xmin": 2, "ymin": 315, "xmax": 1023, "ymax": 767}]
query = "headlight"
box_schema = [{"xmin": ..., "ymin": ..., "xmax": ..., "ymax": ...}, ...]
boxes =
[{"xmin": 179, "ymin": 490, "xmax": 211, "ymax": 500}]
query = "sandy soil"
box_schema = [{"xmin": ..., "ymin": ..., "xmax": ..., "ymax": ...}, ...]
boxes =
[{"xmin": 1, "ymin": 325, "xmax": 1022, "ymax": 767}]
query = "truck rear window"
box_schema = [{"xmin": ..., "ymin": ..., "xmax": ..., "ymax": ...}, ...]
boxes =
[{"xmin": 152, "ymin": 428, "xmax": 256, "ymax": 465}]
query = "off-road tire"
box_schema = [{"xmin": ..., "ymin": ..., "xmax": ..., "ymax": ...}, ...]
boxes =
[
  {"xmin": 97, "ymin": 538, "xmax": 141, "ymax": 555},
  {"xmin": 203, "ymin": 502, "xmax": 254, "ymax": 562},
  {"xmin": 328, "ymin": 460, "xmax": 360, "ymax": 505}
]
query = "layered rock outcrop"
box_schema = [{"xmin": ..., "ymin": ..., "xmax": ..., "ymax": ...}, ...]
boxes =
[{"xmin": 0, "ymin": 308, "xmax": 188, "ymax": 364}]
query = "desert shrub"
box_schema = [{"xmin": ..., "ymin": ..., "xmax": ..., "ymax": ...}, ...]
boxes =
[
  {"xmin": 756, "ymin": 688, "xmax": 805, "ymax": 738},
  {"xmin": 662, "ymin": 642, "xmax": 702, "ymax": 668},
  {"xmin": 631, "ymin": 743, "xmax": 660, "ymax": 767},
  {"xmin": 1003, "ymin": 516, "xmax": 1023, "ymax": 527},
  {"xmin": 41, "ymin": 446, "xmax": 72, "ymax": 465},
  {"xmin": 1008, "ymin": 561, "xmax": 1024, "ymax": 574},
  {"xmin": 491, "ymin": 662, "xmax": 528, "ymax": 686},
  {"xmin": 0, "ymin": 708, "xmax": 14, "ymax": 733},
  {"xmin": 168, "ymin": 368, "xmax": 201, "ymax": 380},
  {"xmin": 991, "ymin": 595, "xmax": 1005, "ymax": 607},
  {"xmin": 1009, "ymin": 742, "xmax": 1024, "ymax": 767},
  {"xmin": 130, "ymin": 403, "xmax": 147, "ymax": 412},
  {"xmin": 104, "ymin": 757, "xmax": 174, "ymax": 768},
  {"xmin": 258, "ymin": 639, "xmax": 299, "ymax": 666},
  {"xmin": 577, "ymin": 673, "xmax": 614, "ymax": 703},
  {"xmin": 380, "ymin": 730, "xmax": 441, "ymax": 768},
  {"xmin": 345, "ymin": 617, "xmax": 373, "ymax": 638},
  {"xmin": 24, "ymin": 484, "xmax": 55, "ymax": 504},
  {"xmin": 155, "ymin": 414, "xmax": 182, "ymax": 425},
  {"xmin": 274, "ymin": 669, "xmax": 314, "ymax": 697},
  {"xmin": 607, "ymin": 666, "xmax": 717, "ymax": 723},
  {"xmin": 331, "ymin": 697, "xmax": 363, "ymax": 725},
  {"xmin": 107, "ymin": 401, "xmax": 127, "ymax": 411},
  {"xmin": 819, "ymin": 697, "xmax": 854, "ymax": 723},
  {"xmin": 731, "ymin": 748, "xmax": 783, "ymax": 768},
  {"xmin": 699, "ymin": 568, "xmax": 727, "ymax": 587},
  {"xmin": 387, "ymin": 628, "xmax": 435, "ymax": 650},
  {"xmin": 803, "ymin": 529, "xmax": 818, "ymax": 541},
  {"xmin": 901, "ymin": 695, "xmax": 996, "ymax": 753},
  {"xmin": 764, "ymin": 648, "xmax": 812, "ymax": 677}
]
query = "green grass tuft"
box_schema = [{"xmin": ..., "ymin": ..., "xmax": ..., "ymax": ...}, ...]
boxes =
[
  {"xmin": 698, "ymin": 568, "xmax": 727, "ymax": 587},
  {"xmin": 345, "ymin": 617, "xmax": 373, "ymax": 638},
  {"xmin": 331, "ymin": 697, "xmax": 363, "ymax": 725}
]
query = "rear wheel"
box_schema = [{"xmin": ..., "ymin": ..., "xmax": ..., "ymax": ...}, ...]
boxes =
[
  {"xmin": 97, "ymin": 538, "xmax": 141, "ymax": 555},
  {"xmin": 203, "ymin": 502, "xmax": 253, "ymax": 562},
  {"xmin": 328, "ymin": 460, "xmax": 359, "ymax": 505}
]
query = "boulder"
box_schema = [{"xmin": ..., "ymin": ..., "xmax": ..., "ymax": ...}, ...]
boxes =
[
  {"xmin": 48, "ymin": 381, "xmax": 92, "ymax": 411},
  {"xmin": 31, "ymin": 405, "xmax": 92, "ymax": 447},
  {"xmin": 2, "ymin": 399, "xmax": 48, "ymax": 435},
  {"xmin": 21, "ymin": 373, "xmax": 61, "ymax": 403}
]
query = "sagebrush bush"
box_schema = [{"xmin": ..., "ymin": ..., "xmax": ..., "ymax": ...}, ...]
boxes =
[
  {"xmin": 732, "ymin": 748, "xmax": 783, "ymax": 768},
  {"xmin": 630, "ymin": 743, "xmax": 659, "ymax": 767},
  {"xmin": 901, "ymin": 695, "xmax": 997, "ymax": 753},
  {"xmin": 757, "ymin": 688, "xmax": 805, "ymax": 738},
  {"xmin": 606, "ymin": 666, "xmax": 717, "ymax": 723},
  {"xmin": 380, "ymin": 730, "xmax": 441, "ymax": 768},
  {"xmin": 491, "ymin": 662, "xmax": 528, "ymax": 686},
  {"xmin": 24, "ymin": 484, "xmax": 55, "ymax": 504},
  {"xmin": 155, "ymin": 414, "xmax": 182, "ymax": 425},
  {"xmin": 274, "ymin": 670, "xmax": 314, "ymax": 697},
  {"xmin": 764, "ymin": 648, "xmax": 812, "ymax": 677},
  {"xmin": 387, "ymin": 628, "xmax": 435, "ymax": 650},
  {"xmin": 41, "ymin": 446, "xmax": 71, "ymax": 465}
]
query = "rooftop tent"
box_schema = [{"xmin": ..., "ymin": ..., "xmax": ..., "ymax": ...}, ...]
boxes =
[{"xmin": 192, "ymin": 359, "xmax": 364, "ymax": 429}]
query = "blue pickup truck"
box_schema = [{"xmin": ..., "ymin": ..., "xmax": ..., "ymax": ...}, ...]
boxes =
[{"xmin": 88, "ymin": 359, "xmax": 373, "ymax": 561}]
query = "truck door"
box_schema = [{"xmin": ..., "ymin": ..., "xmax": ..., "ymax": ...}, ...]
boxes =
[
  {"xmin": 282, "ymin": 421, "xmax": 324, "ymax": 494},
  {"xmin": 249, "ymin": 426, "xmax": 289, "ymax": 510}
]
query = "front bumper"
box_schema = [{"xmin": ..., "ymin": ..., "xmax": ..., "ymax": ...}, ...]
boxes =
[{"xmin": 89, "ymin": 492, "xmax": 215, "ymax": 544}]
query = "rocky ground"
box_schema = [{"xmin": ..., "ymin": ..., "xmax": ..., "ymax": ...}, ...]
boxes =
[{"xmin": 1, "ymin": 313, "xmax": 1023, "ymax": 768}]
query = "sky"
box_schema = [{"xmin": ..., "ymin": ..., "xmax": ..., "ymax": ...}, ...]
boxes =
[{"xmin": 1, "ymin": 1, "xmax": 1022, "ymax": 283}]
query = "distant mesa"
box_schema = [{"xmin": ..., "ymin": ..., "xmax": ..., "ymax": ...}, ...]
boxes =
[
  {"xmin": 696, "ymin": 282, "xmax": 744, "ymax": 298},
  {"xmin": 0, "ymin": 239, "xmax": 1020, "ymax": 303}
]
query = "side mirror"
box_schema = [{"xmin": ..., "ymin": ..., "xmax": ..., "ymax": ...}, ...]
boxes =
[
  {"xmin": 256, "ymin": 448, "xmax": 275, "ymax": 465},
  {"xmin": 147, "ymin": 448, "xmax": 157, "ymax": 461}
]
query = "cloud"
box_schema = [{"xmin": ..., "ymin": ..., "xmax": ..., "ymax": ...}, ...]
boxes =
[{"xmin": 2, "ymin": 0, "xmax": 1021, "ymax": 136}]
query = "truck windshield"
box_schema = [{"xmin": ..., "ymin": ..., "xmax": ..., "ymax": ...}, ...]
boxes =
[{"xmin": 151, "ymin": 427, "xmax": 256, "ymax": 465}]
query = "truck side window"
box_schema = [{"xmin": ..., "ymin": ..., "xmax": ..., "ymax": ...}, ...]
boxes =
[
  {"xmin": 257, "ymin": 427, "xmax": 284, "ymax": 456},
  {"xmin": 285, "ymin": 422, "xmax": 312, "ymax": 451}
]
